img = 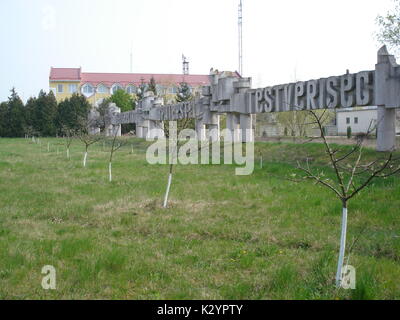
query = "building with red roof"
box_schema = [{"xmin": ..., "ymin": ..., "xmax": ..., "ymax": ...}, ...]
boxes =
[{"xmin": 49, "ymin": 67, "xmax": 210, "ymax": 105}]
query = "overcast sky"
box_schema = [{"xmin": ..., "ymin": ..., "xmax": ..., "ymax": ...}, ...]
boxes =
[{"xmin": 0, "ymin": 0, "xmax": 395, "ymax": 102}]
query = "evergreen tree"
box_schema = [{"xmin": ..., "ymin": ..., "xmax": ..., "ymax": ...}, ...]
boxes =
[
  {"xmin": 172, "ymin": 82, "xmax": 195, "ymax": 131},
  {"xmin": 136, "ymin": 83, "xmax": 147, "ymax": 100},
  {"xmin": 32, "ymin": 90, "xmax": 58, "ymax": 136},
  {"xmin": 24, "ymin": 96, "xmax": 37, "ymax": 131},
  {"xmin": 7, "ymin": 88, "xmax": 26, "ymax": 137},
  {"xmin": 70, "ymin": 93, "xmax": 91, "ymax": 129},
  {"xmin": 56, "ymin": 99, "xmax": 71, "ymax": 133},
  {"xmin": 147, "ymin": 76, "xmax": 157, "ymax": 96},
  {"xmin": 0, "ymin": 102, "xmax": 8, "ymax": 137},
  {"xmin": 96, "ymin": 98, "xmax": 111, "ymax": 132},
  {"xmin": 44, "ymin": 90, "xmax": 58, "ymax": 136},
  {"xmin": 56, "ymin": 93, "xmax": 91, "ymax": 133},
  {"xmin": 176, "ymin": 82, "xmax": 193, "ymax": 102}
]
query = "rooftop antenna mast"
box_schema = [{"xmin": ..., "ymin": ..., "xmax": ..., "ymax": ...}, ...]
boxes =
[
  {"xmin": 238, "ymin": 0, "xmax": 243, "ymax": 75},
  {"xmin": 182, "ymin": 54, "xmax": 189, "ymax": 75}
]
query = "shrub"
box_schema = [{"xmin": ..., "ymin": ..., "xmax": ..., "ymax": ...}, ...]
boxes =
[{"xmin": 347, "ymin": 126, "xmax": 352, "ymax": 139}]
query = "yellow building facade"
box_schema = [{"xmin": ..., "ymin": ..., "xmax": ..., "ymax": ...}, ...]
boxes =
[{"xmin": 49, "ymin": 67, "xmax": 210, "ymax": 106}]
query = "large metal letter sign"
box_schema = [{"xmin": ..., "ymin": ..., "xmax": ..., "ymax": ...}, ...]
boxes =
[{"xmin": 108, "ymin": 46, "xmax": 399, "ymax": 151}]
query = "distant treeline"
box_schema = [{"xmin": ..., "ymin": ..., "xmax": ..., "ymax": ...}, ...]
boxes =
[{"xmin": 0, "ymin": 88, "xmax": 91, "ymax": 137}]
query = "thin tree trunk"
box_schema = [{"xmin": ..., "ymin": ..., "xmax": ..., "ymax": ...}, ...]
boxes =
[
  {"xmin": 83, "ymin": 151, "xmax": 88, "ymax": 167},
  {"xmin": 47, "ymin": 142, "xmax": 50, "ymax": 152},
  {"xmin": 335, "ymin": 202, "xmax": 348, "ymax": 287},
  {"xmin": 109, "ymin": 162, "xmax": 112, "ymax": 182},
  {"xmin": 260, "ymin": 156, "xmax": 263, "ymax": 169},
  {"xmin": 67, "ymin": 148, "xmax": 70, "ymax": 160},
  {"xmin": 163, "ymin": 165, "xmax": 173, "ymax": 208}
]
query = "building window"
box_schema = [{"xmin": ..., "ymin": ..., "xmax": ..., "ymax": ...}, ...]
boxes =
[
  {"xmin": 126, "ymin": 85, "xmax": 137, "ymax": 94},
  {"xmin": 156, "ymin": 84, "xmax": 165, "ymax": 94},
  {"xmin": 69, "ymin": 84, "xmax": 78, "ymax": 93},
  {"xmin": 112, "ymin": 84, "xmax": 123, "ymax": 94},
  {"xmin": 168, "ymin": 86, "xmax": 177, "ymax": 94},
  {"xmin": 57, "ymin": 84, "xmax": 64, "ymax": 93},
  {"xmin": 97, "ymin": 84, "xmax": 108, "ymax": 94},
  {"xmin": 354, "ymin": 117, "xmax": 358, "ymax": 124},
  {"xmin": 346, "ymin": 117, "xmax": 350, "ymax": 124},
  {"xmin": 82, "ymin": 84, "xmax": 94, "ymax": 97}
]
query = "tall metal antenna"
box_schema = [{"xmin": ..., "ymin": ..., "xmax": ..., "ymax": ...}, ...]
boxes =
[
  {"xmin": 182, "ymin": 54, "xmax": 189, "ymax": 75},
  {"xmin": 238, "ymin": 0, "xmax": 243, "ymax": 75}
]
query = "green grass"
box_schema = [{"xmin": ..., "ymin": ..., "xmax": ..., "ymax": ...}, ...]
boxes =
[{"xmin": 0, "ymin": 138, "xmax": 399, "ymax": 299}]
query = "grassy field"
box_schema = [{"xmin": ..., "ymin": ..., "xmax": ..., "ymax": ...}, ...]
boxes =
[{"xmin": 0, "ymin": 137, "xmax": 399, "ymax": 300}]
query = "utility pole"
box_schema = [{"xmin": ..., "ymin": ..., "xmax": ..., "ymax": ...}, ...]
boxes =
[{"xmin": 238, "ymin": 0, "xmax": 243, "ymax": 75}]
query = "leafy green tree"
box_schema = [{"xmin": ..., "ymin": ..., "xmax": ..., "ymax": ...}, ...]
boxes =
[
  {"xmin": 108, "ymin": 89, "xmax": 135, "ymax": 113},
  {"xmin": 7, "ymin": 88, "xmax": 26, "ymax": 137},
  {"xmin": 108, "ymin": 90, "xmax": 136, "ymax": 134},
  {"xmin": 376, "ymin": 0, "xmax": 400, "ymax": 51},
  {"xmin": 147, "ymin": 76, "xmax": 157, "ymax": 96},
  {"xmin": 175, "ymin": 82, "xmax": 193, "ymax": 102}
]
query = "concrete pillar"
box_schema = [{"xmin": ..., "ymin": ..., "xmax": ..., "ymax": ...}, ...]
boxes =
[
  {"xmin": 226, "ymin": 113, "xmax": 240, "ymax": 142},
  {"xmin": 115, "ymin": 124, "xmax": 121, "ymax": 137},
  {"xmin": 106, "ymin": 124, "xmax": 114, "ymax": 137},
  {"xmin": 207, "ymin": 113, "xmax": 220, "ymax": 142},
  {"xmin": 148, "ymin": 120, "xmax": 164, "ymax": 139},
  {"xmin": 141, "ymin": 120, "xmax": 150, "ymax": 139},
  {"xmin": 135, "ymin": 120, "xmax": 151, "ymax": 139},
  {"xmin": 195, "ymin": 119, "xmax": 206, "ymax": 141},
  {"xmin": 136, "ymin": 126, "xmax": 143, "ymax": 138},
  {"xmin": 89, "ymin": 127, "xmax": 101, "ymax": 135},
  {"xmin": 208, "ymin": 124, "xmax": 219, "ymax": 142},
  {"xmin": 240, "ymin": 114, "xmax": 254, "ymax": 142},
  {"xmin": 375, "ymin": 46, "xmax": 400, "ymax": 151},
  {"xmin": 377, "ymin": 106, "xmax": 396, "ymax": 151}
]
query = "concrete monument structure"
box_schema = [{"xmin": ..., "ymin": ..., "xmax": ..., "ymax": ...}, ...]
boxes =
[
  {"xmin": 108, "ymin": 46, "xmax": 399, "ymax": 152},
  {"xmin": 106, "ymin": 103, "xmax": 122, "ymax": 137}
]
